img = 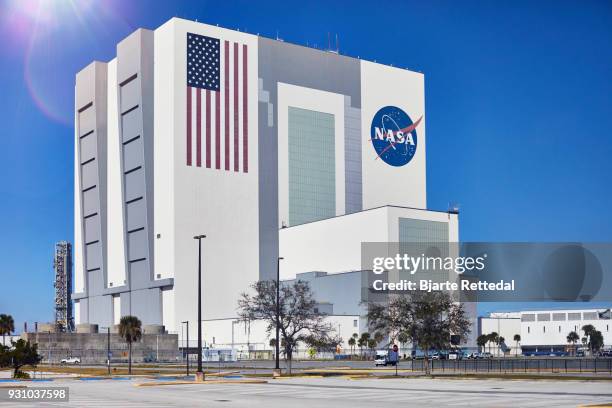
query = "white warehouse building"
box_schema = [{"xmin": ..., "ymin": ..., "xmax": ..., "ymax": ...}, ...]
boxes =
[
  {"xmin": 479, "ymin": 308, "xmax": 612, "ymax": 356},
  {"xmin": 72, "ymin": 17, "xmax": 474, "ymax": 350}
]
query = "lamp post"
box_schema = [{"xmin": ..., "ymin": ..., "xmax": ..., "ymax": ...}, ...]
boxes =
[
  {"xmin": 194, "ymin": 234, "xmax": 206, "ymax": 382},
  {"xmin": 181, "ymin": 321, "xmax": 189, "ymax": 376},
  {"xmin": 99, "ymin": 326, "xmax": 111, "ymax": 376},
  {"xmin": 107, "ymin": 327, "xmax": 111, "ymax": 375},
  {"xmin": 275, "ymin": 257, "xmax": 284, "ymax": 372}
]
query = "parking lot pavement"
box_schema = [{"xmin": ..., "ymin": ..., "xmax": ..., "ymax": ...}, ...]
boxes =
[{"xmin": 1, "ymin": 376, "xmax": 612, "ymax": 407}]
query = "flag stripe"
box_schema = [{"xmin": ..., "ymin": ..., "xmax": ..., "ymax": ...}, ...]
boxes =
[
  {"xmin": 196, "ymin": 88, "xmax": 202, "ymax": 167},
  {"xmin": 215, "ymin": 89, "xmax": 221, "ymax": 169},
  {"xmin": 205, "ymin": 90, "xmax": 211, "ymax": 168},
  {"xmin": 233, "ymin": 42, "xmax": 239, "ymax": 172},
  {"xmin": 224, "ymin": 40, "xmax": 230, "ymax": 171},
  {"xmin": 187, "ymin": 88, "xmax": 192, "ymax": 166},
  {"xmin": 243, "ymin": 44, "xmax": 248, "ymax": 173}
]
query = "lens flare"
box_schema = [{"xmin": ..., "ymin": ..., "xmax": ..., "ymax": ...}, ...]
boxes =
[{"xmin": 1, "ymin": 0, "xmax": 133, "ymax": 125}]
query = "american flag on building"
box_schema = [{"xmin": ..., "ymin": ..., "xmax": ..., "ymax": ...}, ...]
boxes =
[{"xmin": 186, "ymin": 32, "xmax": 249, "ymax": 172}]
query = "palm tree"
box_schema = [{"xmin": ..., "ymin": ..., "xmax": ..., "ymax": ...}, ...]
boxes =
[
  {"xmin": 513, "ymin": 334, "xmax": 521, "ymax": 356},
  {"xmin": 487, "ymin": 332, "xmax": 499, "ymax": 355},
  {"xmin": 118, "ymin": 316, "xmax": 142, "ymax": 374},
  {"xmin": 498, "ymin": 337, "xmax": 505, "ymax": 357},
  {"xmin": 567, "ymin": 331, "xmax": 579, "ymax": 356},
  {"xmin": 476, "ymin": 334, "xmax": 488, "ymax": 353},
  {"xmin": 0, "ymin": 314, "xmax": 15, "ymax": 346},
  {"xmin": 367, "ymin": 338, "xmax": 377, "ymax": 355},
  {"xmin": 582, "ymin": 324, "xmax": 596, "ymax": 355},
  {"xmin": 348, "ymin": 337, "xmax": 356, "ymax": 355},
  {"xmin": 358, "ymin": 332, "xmax": 370, "ymax": 357}
]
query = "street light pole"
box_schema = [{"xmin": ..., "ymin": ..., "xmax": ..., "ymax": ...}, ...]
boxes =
[
  {"xmin": 107, "ymin": 327, "xmax": 111, "ymax": 376},
  {"xmin": 181, "ymin": 321, "xmax": 189, "ymax": 376},
  {"xmin": 194, "ymin": 234, "xmax": 206, "ymax": 382},
  {"xmin": 275, "ymin": 257, "xmax": 284, "ymax": 371}
]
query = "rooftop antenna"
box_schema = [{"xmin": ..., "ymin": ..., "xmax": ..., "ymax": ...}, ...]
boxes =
[
  {"xmin": 336, "ymin": 33, "xmax": 339, "ymax": 53},
  {"xmin": 327, "ymin": 32, "xmax": 330, "ymax": 51}
]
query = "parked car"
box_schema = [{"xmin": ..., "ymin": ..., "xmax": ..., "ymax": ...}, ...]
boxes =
[
  {"xmin": 60, "ymin": 357, "xmax": 81, "ymax": 365},
  {"xmin": 465, "ymin": 352, "xmax": 479, "ymax": 359},
  {"xmin": 479, "ymin": 352, "xmax": 493, "ymax": 359},
  {"xmin": 430, "ymin": 352, "xmax": 442, "ymax": 360}
]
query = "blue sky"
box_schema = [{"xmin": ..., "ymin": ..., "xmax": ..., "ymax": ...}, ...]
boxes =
[{"xmin": 0, "ymin": 0, "xmax": 610, "ymax": 332}]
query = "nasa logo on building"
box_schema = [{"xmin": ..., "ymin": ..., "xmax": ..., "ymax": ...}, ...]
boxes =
[{"xmin": 370, "ymin": 106, "xmax": 423, "ymax": 167}]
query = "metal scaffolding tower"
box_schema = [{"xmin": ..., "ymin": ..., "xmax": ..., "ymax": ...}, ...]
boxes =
[{"xmin": 53, "ymin": 241, "xmax": 73, "ymax": 332}]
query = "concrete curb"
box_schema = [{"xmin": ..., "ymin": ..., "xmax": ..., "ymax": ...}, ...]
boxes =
[{"xmin": 134, "ymin": 379, "xmax": 268, "ymax": 387}]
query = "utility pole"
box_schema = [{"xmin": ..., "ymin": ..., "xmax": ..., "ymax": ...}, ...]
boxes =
[
  {"xmin": 107, "ymin": 327, "xmax": 111, "ymax": 375},
  {"xmin": 275, "ymin": 257, "xmax": 284, "ymax": 372},
  {"xmin": 194, "ymin": 235, "xmax": 206, "ymax": 382},
  {"xmin": 182, "ymin": 321, "xmax": 189, "ymax": 376}
]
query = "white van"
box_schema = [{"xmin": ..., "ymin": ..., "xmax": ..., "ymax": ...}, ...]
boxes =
[{"xmin": 374, "ymin": 350, "xmax": 389, "ymax": 366}]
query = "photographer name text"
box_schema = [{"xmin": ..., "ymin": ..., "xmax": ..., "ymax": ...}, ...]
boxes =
[{"xmin": 372, "ymin": 279, "xmax": 515, "ymax": 292}]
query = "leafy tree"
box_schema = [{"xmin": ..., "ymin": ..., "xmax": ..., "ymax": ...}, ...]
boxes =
[
  {"xmin": 373, "ymin": 332, "xmax": 385, "ymax": 346},
  {"xmin": 513, "ymin": 334, "xmax": 521, "ymax": 356},
  {"xmin": 118, "ymin": 315, "xmax": 142, "ymax": 375},
  {"xmin": 365, "ymin": 291, "xmax": 470, "ymax": 374},
  {"xmin": 476, "ymin": 334, "xmax": 488, "ymax": 353},
  {"xmin": 397, "ymin": 331, "xmax": 410, "ymax": 347},
  {"xmin": 0, "ymin": 344, "xmax": 10, "ymax": 368},
  {"xmin": 0, "ymin": 339, "xmax": 42, "ymax": 378},
  {"xmin": 581, "ymin": 324, "xmax": 596, "ymax": 336},
  {"xmin": 366, "ymin": 296, "xmax": 411, "ymax": 344},
  {"xmin": 303, "ymin": 333, "xmax": 343, "ymax": 356},
  {"xmin": 589, "ymin": 330, "xmax": 604, "ymax": 352},
  {"xmin": 0, "ymin": 314, "xmax": 15, "ymax": 346},
  {"xmin": 367, "ymin": 338, "xmax": 377, "ymax": 352},
  {"xmin": 238, "ymin": 280, "xmax": 333, "ymax": 373}
]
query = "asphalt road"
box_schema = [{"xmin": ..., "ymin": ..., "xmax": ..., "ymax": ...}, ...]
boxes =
[{"xmin": 2, "ymin": 376, "xmax": 612, "ymax": 407}]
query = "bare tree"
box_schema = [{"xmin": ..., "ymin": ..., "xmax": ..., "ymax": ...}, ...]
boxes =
[
  {"xmin": 238, "ymin": 280, "xmax": 333, "ymax": 374},
  {"xmin": 366, "ymin": 291, "xmax": 470, "ymax": 374}
]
